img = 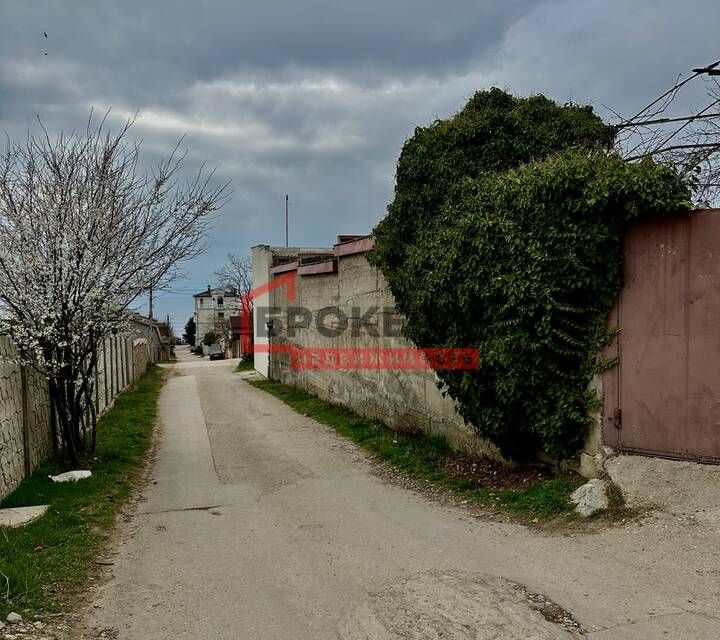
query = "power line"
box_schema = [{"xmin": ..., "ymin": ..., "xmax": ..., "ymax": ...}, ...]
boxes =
[
  {"xmin": 624, "ymin": 59, "xmax": 720, "ymax": 126},
  {"xmin": 615, "ymin": 111, "xmax": 720, "ymax": 130}
]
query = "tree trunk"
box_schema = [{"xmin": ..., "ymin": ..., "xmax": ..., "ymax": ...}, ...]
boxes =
[{"xmin": 49, "ymin": 379, "xmax": 79, "ymax": 466}]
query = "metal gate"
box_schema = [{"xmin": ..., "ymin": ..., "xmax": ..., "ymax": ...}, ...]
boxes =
[{"xmin": 602, "ymin": 209, "xmax": 720, "ymax": 462}]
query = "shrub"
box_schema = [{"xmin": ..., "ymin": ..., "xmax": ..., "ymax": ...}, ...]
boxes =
[{"xmin": 202, "ymin": 330, "xmax": 217, "ymax": 347}]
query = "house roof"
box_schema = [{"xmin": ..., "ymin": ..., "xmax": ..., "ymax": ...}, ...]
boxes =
[
  {"xmin": 126, "ymin": 311, "xmax": 157, "ymax": 327},
  {"xmin": 193, "ymin": 287, "xmax": 238, "ymax": 298},
  {"xmin": 125, "ymin": 312, "xmax": 163, "ymax": 340}
]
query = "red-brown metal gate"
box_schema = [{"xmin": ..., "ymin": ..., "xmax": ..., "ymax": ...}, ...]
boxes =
[{"xmin": 602, "ymin": 209, "xmax": 720, "ymax": 462}]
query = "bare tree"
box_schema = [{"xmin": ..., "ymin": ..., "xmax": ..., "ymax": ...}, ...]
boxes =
[
  {"xmin": 214, "ymin": 317, "xmax": 232, "ymax": 351},
  {"xmin": 613, "ymin": 59, "xmax": 720, "ymax": 204},
  {"xmin": 0, "ymin": 114, "xmax": 227, "ymax": 463},
  {"xmin": 215, "ymin": 253, "xmax": 253, "ymax": 314}
]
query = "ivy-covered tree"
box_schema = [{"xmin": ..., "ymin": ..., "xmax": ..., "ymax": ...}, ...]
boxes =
[{"xmin": 372, "ymin": 89, "xmax": 692, "ymax": 460}]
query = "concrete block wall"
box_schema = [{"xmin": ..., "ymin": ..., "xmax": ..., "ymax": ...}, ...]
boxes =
[{"xmin": 267, "ymin": 252, "xmax": 502, "ymax": 461}]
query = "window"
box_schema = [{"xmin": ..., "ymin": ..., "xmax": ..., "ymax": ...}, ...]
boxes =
[
  {"xmin": 218, "ymin": 312, "xmax": 225, "ymax": 319},
  {"xmin": 217, "ymin": 296, "xmax": 224, "ymax": 306},
  {"xmin": 199, "ymin": 298, "xmax": 203, "ymax": 306}
]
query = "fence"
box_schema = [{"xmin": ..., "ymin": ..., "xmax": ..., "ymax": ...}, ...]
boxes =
[{"xmin": 0, "ymin": 334, "xmax": 150, "ymax": 500}]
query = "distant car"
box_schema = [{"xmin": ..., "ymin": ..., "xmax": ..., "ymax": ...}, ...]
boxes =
[{"xmin": 208, "ymin": 344, "xmax": 225, "ymax": 361}]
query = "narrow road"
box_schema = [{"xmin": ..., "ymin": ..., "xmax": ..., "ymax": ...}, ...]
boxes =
[{"xmin": 83, "ymin": 348, "xmax": 720, "ymax": 639}]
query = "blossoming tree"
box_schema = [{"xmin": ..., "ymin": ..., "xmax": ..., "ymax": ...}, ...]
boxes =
[{"xmin": 0, "ymin": 116, "xmax": 227, "ymax": 463}]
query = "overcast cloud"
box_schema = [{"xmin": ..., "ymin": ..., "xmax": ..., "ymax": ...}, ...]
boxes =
[{"xmin": 1, "ymin": 1, "xmax": 718, "ymax": 327}]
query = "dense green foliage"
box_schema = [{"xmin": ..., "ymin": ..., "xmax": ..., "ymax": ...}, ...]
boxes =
[
  {"xmin": 184, "ymin": 316, "xmax": 196, "ymax": 345},
  {"xmin": 0, "ymin": 367, "xmax": 163, "ymax": 617},
  {"xmin": 372, "ymin": 89, "xmax": 692, "ymax": 460}
]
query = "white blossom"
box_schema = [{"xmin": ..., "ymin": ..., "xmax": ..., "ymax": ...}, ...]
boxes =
[{"xmin": 0, "ymin": 113, "xmax": 227, "ymax": 461}]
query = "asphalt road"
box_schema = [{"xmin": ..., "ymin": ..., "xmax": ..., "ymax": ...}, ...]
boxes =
[{"xmin": 81, "ymin": 347, "xmax": 720, "ymax": 639}]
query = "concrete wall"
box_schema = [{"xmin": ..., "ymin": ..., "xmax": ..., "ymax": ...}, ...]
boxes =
[
  {"xmin": 127, "ymin": 319, "xmax": 163, "ymax": 364},
  {"xmin": 133, "ymin": 339, "xmax": 149, "ymax": 382},
  {"xmin": 0, "ymin": 331, "xmax": 150, "ymax": 501},
  {"xmin": 262, "ymin": 250, "xmax": 501, "ymax": 460},
  {"xmin": 252, "ymin": 246, "xmax": 274, "ymax": 377},
  {"xmin": 95, "ymin": 336, "xmax": 136, "ymax": 416}
]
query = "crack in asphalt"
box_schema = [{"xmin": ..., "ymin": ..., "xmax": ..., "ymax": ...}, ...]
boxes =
[{"xmin": 138, "ymin": 503, "xmax": 228, "ymax": 515}]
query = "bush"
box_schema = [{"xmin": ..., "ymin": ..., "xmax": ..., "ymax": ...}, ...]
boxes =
[
  {"xmin": 202, "ymin": 330, "xmax": 217, "ymax": 347},
  {"xmin": 371, "ymin": 89, "xmax": 692, "ymax": 460}
]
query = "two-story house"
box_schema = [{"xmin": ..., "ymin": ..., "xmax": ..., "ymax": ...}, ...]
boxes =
[{"xmin": 193, "ymin": 286, "xmax": 240, "ymax": 348}]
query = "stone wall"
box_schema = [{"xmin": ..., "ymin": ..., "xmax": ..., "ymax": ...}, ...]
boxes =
[
  {"xmin": 0, "ymin": 332, "xmax": 149, "ymax": 501},
  {"xmin": 0, "ymin": 337, "xmax": 52, "ymax": 500},
  {"xmin": 265, "ymin": 251, "xmax": 501, "ymax": 461}
]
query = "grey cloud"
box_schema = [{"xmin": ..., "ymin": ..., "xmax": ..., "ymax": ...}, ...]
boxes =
[
  {"xmin": 1, "ymin": 0, "xmax": 718, "ymax": 329},
  {"xmin": 2, "ymin": 0, "xmax": 539, "ymax": 93}
]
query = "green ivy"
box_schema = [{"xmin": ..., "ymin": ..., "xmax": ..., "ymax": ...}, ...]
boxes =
[{"xmin": 372, "ymin": 89, "xmax": 692, "ymax": 460}]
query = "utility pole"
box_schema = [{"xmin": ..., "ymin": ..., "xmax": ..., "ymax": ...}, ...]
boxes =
[
  {"xmin": 148, "ymin": 286, "xmax": 154, "ymax": 320},
  {"xmin": 285, "ymin": 194, "xmax": 289, "ymax": 248}
]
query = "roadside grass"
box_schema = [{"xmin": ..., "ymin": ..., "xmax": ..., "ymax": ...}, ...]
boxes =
[
  {"xmin": 236, "ymin": 359, "xmax": 255, "ymax": 372},
  {"xmin": 0, "ymin": 366, "xmax": 165, "ymax": 619},
  {"xmin": 248, "ymin": 379, "xmax": 581, "ymax": 522}
]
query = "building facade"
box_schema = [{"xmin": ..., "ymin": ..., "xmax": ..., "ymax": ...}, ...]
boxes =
[{"xmin": 193, "ymin": 286, "xmax": 240, "ymax": 347}]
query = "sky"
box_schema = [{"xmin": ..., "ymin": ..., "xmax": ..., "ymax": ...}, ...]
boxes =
[{"xmin": 1, "ymin": 1, "xmax": 718, "ymax": 330}]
